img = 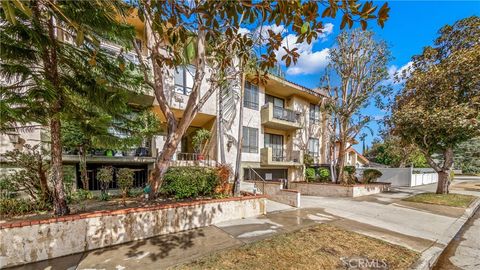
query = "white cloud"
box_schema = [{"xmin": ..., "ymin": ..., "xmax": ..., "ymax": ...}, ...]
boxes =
[
  {"xmin": 237, "ymin": 27, "xmax": 251, "ymax": 35},
  {"xmin": 386, "ymin": 61, "xmax": 413, "ymax": 84},
  {"xmin": 278, "ymin": 23, "xmax": 334, "ymax": 75},
  {"xmin": 318, "ymin": 23, "xmax": 334, "ymax": 41},
  {"xmin": 286, "ymin": 48, "xmax": 330, "ymax": 75}
]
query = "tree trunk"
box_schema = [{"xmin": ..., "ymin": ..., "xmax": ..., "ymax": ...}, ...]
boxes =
[
  {"xmin": 436, "ymin": 171, "xmax": 450, "ymax": 194},
  {"xmin": 337, "ymin": 138, "xmax": 347, "ymax": 184},
  {"xmin": 79, "ymin": 145, "xmax": 88, "ymax": 190},
  {"xmin": 38, "ymin": 161, "xmax": 52, "ymax": 203},
  {"xmin": 150, "ymin": 132, "xmax": 182, "ymax": 197},
  {"xmin": 218, "ymin": 88, "xmax": 226, "ymax": 164},
  {"xmin": 233, "ymin": 71, "xmax": 245, "ymax": 196},
  {"xmin": 50, "ymin": 117, "xmax": 70, "ymax": 215}
]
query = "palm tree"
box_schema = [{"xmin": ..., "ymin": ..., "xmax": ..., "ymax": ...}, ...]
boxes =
[{"xmin": 1, "ymin": 0, "xmax": 139, "ymax": 215}]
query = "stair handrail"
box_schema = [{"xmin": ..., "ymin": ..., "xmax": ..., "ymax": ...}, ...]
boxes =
[{"xmin": 247, "ymin": 166, "xmax": 265, "ymax": 195}]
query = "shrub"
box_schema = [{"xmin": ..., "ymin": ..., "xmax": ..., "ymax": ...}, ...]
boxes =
[
  {"xmin": 343, "ymin": 166, "xmax": 356, "ymax": 175},
  {"xmin": 317, "ymin": 168, "xmax": 331, "ymax": 182},
  {"xmin": 0, "ymin": 176, "xmax": 16, "ymax": 199},
  {"xmin": 363, "ymin": 169, "xmax": 383, "ymax": 183},
  {"xmin": 69, "ymin": 189, "xmax": 94, "ymax": 203},
  {"xmin": 215, "ymin": 164, "xmax": 233, "ymax": 195},
  {"xmin": 97, "ymin": 166, "xmax": 113, "ymax": 200},
  {"xmin": 161, "ymin": 167, "xmax": 219, "ymax": 199},
  {"xmin": 0, "ymin": 198, "xmax": 49, "ymax": 217},
  {"xmin": 117, "ymin": 168, "xmax": 135, "ymax": 205},
  {"xmin": 305, "ymin": 168, "xmax": 316, "ymax": 182}
]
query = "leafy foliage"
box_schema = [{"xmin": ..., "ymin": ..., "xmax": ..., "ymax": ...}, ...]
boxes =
[
  {"xmin": 161, "ymin": 167, "xmax": 219, "ymax": 199},
  {"xmin": 391, "ymin": 16, "xmax": 480, "ymax": 193},
  {"xmin": 317, "ymin": 168, "xmax": 331, "ymax": 182},
  {"xmin": 192, "ymin": 129, "xmax": 211, "ymax": 154},
  {"xmin": 1, "ymin": 144, "xmax": 52, "ymax": 203},
  {"xmin": 305, "ymin": 168, "xmax": 316, "ymax": 182},
  {"xmin": 0, "ymin": 198, "xmax": 50, "ymax": 217},
  {"xmin": 215, "ymin": 164, "xmax": 233, "ymax": 196},
  {"xmin": 130, "ymin": 0, "xmax": 389, "ymax": 194},
  {"xmin": 454, "ymin": 137, "xmax": 480, "ymax": 174},
  {"xmin": 362, "ymin": 169, "xmax": 383, "ymax": 183},
  {"xmin": 366, "ymin": 137, "xmax": 427, "ymax": 167},
  {"xmin": 117, "ymin": 168, "xmax": 134, "ymax": 205},
  {"xmin": 97, "ymin": 166, "xmax": 114, "ymax": 200}
]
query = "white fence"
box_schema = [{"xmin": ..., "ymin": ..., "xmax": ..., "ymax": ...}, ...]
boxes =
[{"xmin": 357, "ymin": 167, "xmax": 439, "ymax": 187}]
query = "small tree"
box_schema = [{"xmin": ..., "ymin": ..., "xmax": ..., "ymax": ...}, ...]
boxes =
[
  {"xmin": 322, "ymin": 29, "xmax": 391, "ymax": 184},
  {"xmin": 117, "ymin": 168, "xmax": 134, "ymax": 206},
  {"xmin": 2, "ymin": 144, "xmax": 52, "ymax": 203},
  {"xmin": 391, "ymin": 17, "xmax": 480, "ymax": 194},
  {"xmin": 129, "ymin": 0, "xmax": 390, "ymax": 196},
  {"xmin": 454, "ymin": 137, "xmax": 480, "ymax": 175},
  {"xmin": 192, "ymin": 129, "xmax": 211, "ymax": 154},
  {"xmin": 365, "ymin": 136, "xmax": 427, "ymax": 168},
  {"xmin": 97, "ymin": 166, "xmax": 114, "ymax": 200}
]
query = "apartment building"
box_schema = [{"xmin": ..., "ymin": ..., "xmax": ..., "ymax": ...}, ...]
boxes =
[{"xmin": 0, "ymin": 12, "xmax": 331, "ymax": 190}]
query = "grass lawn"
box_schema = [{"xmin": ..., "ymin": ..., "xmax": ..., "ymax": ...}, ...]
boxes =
[
  {"xmin": 173, "ymin": 224, "xmax": 419, "ymax": 270},
  {"xmin": 403, "ymin": 193, "xmax": 476, "ymax": 208}
]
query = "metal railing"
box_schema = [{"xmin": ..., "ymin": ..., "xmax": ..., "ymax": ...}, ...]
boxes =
[
  {"xmin": 272, "ymin": 106, "xmax": 300, "ymax": 123},
  {"xmin": 246, "ymin": 166, "xmax": 265, "ymax": 195},
  {"xmin": 271, "ymin": 150, "xmax": 301, "ymax": 163},
  {"xmin": 169, "ymin": 152, "xmax": 216, "ymax": 167}
]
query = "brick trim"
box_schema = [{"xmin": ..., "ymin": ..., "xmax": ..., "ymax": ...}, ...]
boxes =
[{"xmin": 0, "ymin": 195, "xmax": 266, "ymax": 230}]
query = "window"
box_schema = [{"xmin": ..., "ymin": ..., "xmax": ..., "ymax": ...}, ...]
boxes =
[
  {"xmin": 242, "ymin": 126, "xmax": 258, "ymax": 153},
  {"xmin": 244, "ymin": 81, "xmax": 259, "ymax": 110},
  {"xmin": 265, "ymin": 133, "xmax": 284, "ymax": 160},
  {"xmin": 308, "ymin": 137, "xmax": 319, "ymax": 157},
  {"xmin": 265, "ymin": 94, "xmax": 285, "ymax": 108},
  {"xmin": 174, "ymin": 66, "xmax": 195, "ymax": 95},
  {"xmin": 309, "ymin": 103, "xmax": 320, "ymax": 124}
]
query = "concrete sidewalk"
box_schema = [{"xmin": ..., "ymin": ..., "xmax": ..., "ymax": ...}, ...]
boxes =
[{"xmin": 11, "ymin": 177, "xmax": 480, "ymax": 270}]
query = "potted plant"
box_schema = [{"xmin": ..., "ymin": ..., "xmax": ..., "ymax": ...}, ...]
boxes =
[
  {"xmin": 97, "ymin": 166, "xmax": 113, "ymax": 200},
  {"xmin": 192, "ymin": 129, "xmax": 211, "ymax": 160},
  {"xmin": 117, "ymin": 168, "xmax": 134, "ymax": 206}
]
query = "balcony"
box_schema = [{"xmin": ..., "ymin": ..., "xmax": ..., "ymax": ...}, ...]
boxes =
[
  {"xmin": 260, "ymin": 147, "xmax": 303, "ymax": 167},
  {"xmin": 261, "ymin": 103, "xmax": 301, "ymax": 130}
]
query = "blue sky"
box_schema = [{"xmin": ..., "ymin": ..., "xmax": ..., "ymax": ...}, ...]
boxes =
[{"xmin": 278, "ymin": 1, "xmax": 480, "ymax": 152}]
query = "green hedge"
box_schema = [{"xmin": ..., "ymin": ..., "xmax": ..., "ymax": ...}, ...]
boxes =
[
  {"xmin": 305, "ymin": 168, "xmax": 316, "ymax": 182},
  {"xmin": 362, "ymin": 169, "xmax": 383, "ymax": 183},
  {"xmin": 161, "ymin": 166, "xmax": 219, "ymax": 199}
]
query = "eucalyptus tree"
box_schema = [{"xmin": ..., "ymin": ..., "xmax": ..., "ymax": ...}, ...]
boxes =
[
  {"xmin": 322, "ymin": 29, "xmax": 391, "ymax": 184},
  {"xmin": 1, "ymin": 0, "xmax": 141, "ymax": 215},
  {"xmin": 129, "ymin": 0, "xmax": 390, "ymax": 196},
  {"xmin": 391, "ymin": 16, "xmax": 480, "ymax": 194}
]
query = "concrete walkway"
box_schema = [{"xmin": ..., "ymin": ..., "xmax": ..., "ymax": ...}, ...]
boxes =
[
  {"xmin": 434, "ymin": 207, "xmax": 480, "ymax": 270},
  {"xmin": 11, "ymin": 177, "xmax": 480, "ymax": 270}
]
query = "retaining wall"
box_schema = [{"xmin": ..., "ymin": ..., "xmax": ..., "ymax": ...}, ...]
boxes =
[
  {"xmin": 288, "ymin": 182, "xmax": 391, "ymax": 197},
  {"xmin": 0, "ymin": 196, "xmax": 266, "ymax": 268},
  {"xmin": 248, "ymin": 180, "xmax": 301, "ymax": 207}
]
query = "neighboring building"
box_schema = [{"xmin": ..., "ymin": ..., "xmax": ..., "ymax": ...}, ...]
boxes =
[
  {"xmin": 0, "ymin": 12, "xmax": 331, "ymax": 189},
  {"xmin": 334, "ymin": 139, "xmax": 370, "ymax": 168}
]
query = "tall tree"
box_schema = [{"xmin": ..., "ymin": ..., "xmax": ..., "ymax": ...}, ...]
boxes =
[
  {"xmin": 454, "ymin": 137, "xmax": 480, "ymax": 175},
  {"xmin": 129, "ymin": 0, "xmax": 390, "ymax": 196},
  {"xmin": 391, "ymin": 16, "xmax": 480, "ymax": 194},
  {"xmin": 365, "ymin": 137, "xmax": 427, "ymax": 168},
  {"xmin": 322, "ymin": 29, "xmax": 390, "ymax": 184},
  {"xmin": 1, "ymin": 0, "xmax": 139, "ymax": 215}
]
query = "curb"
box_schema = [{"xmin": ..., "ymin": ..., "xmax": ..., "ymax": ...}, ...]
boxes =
[{"xmin": 411, "ymin": 197, "xmax": 480, "ymax": 270}]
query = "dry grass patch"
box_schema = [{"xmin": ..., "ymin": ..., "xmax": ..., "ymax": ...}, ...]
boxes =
[
  {"xmin": 172, "ymin": 224, "xmax": 418, "ymax": 270},
  {"xmin": 403, "ymin": 193, "xmax": 476, "ymax": 208}
]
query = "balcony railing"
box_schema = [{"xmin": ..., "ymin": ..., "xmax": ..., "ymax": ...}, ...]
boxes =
[
  {"xmin": 168, "ymin": 152, "xmax": 216, "ymax": 167},
  {"xmin": 261, "ymin": 147, "xmax": 303, "ymax": 166},
  {"xmin": 261, "ymin": 103, "xmax": 302, "ymax": 130},
  {"xmin": 272, "ymin": 106, "xmax": 300, "ymax": 123}
]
